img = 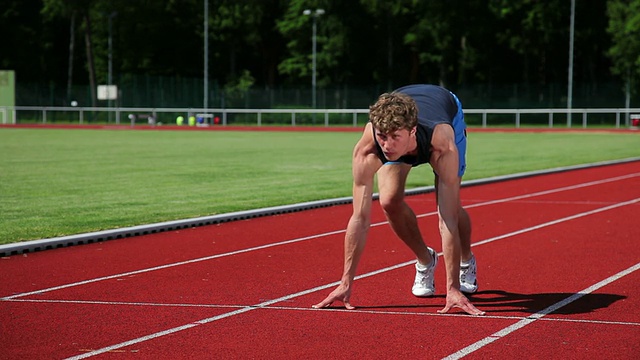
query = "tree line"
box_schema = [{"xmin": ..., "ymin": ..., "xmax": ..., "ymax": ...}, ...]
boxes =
[{"xmin": 2, "ymin": 0, "xmax": 639, "ymax": 108}]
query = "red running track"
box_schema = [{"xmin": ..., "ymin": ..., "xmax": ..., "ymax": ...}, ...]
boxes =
[{"xmin": 1, "ymin": 161, "xmax": 639, "ymax": 359}]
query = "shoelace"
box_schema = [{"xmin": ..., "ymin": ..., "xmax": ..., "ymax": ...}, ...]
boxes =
[
  {"xmin": 415, "ymin": 267, "xmax": 434, "ymax": 285},
  {"xmin": 460, "ymin": 263, "xmax": 475, "ymax": 282},
  {"xmin": 460, "ymin": 266, "xmax": 469, "ymax": 282}
]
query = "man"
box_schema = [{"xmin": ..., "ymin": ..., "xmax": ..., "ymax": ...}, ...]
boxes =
[{"xmin": 313, "ymin": 84, "xmax": 485, "ymax": 316}]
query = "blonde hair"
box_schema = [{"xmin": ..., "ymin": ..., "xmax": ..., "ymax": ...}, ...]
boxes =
[{"xmin": 369, "ymin": 92, "xmax": 418, "ymax": 133}]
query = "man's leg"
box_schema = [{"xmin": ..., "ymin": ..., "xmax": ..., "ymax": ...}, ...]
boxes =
[
  {"xmin": 434, "ymin": 175, "xmax": 472, "ymax": 261},
  {"xmin": 377, "ymin": 163, "xmax": 432, "ymax": 265},
  {"xmin": 458, "ymin": 205, "xmax": 477, "ymax": 293},
  {"xmin": 434, "ymin": 174, "xmax": 477, "ymax": 293},
  {"xmin": 458, "ymin": 205, "xmax": 472, "ymax": 261},
  {"xmin": 378, "ymin": 163, "xmax": 438, "ymax": 297}
]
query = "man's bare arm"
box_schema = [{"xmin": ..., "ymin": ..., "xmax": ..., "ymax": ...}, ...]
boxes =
[{"xmin": 313, "ymin": 124, "xmax": 381, "ymax": 309}]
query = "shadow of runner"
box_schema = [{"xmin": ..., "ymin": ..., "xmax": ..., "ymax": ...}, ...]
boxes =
[
  {"xmin": 351, "ymin": 290, "xmax": 625, "ymax": 315},
  {"xmin": 465, "ymin": 290, "xmax": 626, "ymax": 315}
]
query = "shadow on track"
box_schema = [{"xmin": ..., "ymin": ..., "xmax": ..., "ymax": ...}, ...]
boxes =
[
  {"xmin": 347, "ymin": 290, "xmax": 625, "ymax": 315},
  {"xmin": 465, "ymin": 289, "xmax": 626, "ymax": 315}
]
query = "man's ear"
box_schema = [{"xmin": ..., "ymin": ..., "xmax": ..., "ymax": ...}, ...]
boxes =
[{"xmin": 410, "ymin": 126, "xmax": 417, "ymax": 134}]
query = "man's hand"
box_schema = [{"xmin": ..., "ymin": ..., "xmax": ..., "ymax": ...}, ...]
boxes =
[
  {"xmin": 438, "ymin": 289, "xmax": 485, "ymax": 316},
  {"xmin": 312, "ymin": 284, "xmax": 355, "ymax": 310}
]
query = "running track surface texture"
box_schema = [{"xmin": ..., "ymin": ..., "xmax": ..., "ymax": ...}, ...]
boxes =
[{"xmin": 1, "ymin": 161, "xmax": 639, "ymax": 359}]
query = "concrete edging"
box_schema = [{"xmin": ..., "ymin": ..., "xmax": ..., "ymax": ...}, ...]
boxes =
[{"xmin": 2, "ymin": 157, "xmax": 638, "ymax": 257}]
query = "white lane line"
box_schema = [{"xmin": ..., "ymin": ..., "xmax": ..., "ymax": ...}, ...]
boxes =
[
  {"xmin": 62, "ymin": 281, "xmax": 344, "ymax": 360},
  {"xmin": 471, "ymin": 198, "xmax": 640, "ymax": 247},
  {"xmin": 467, "ymin": 200, "xmax": 620, "ymax": 205},
  {"xmin": 3, "ymin": 298, "xmax": 248, "ymax": 309},
  {"xmin": 3, "ymin": 173, "xmax": 637, "ymax": 301},
  {"xmin": 8, "ymin": 298, "xmax": 640, "ymax": 328},
  {"xmin": 62, "ymin": 197, "xmax": 640, "ymax": 359},
  {"xmin": 458, "ymin": 172, "xmax": 640, "ymax": 211},
  {"xmin": 442, "ymin": 261, "xmax": 640, "ymax": 360},
  {"xmin": 1, "ymin": 230, "xmax": 346, "ymax": 300}
]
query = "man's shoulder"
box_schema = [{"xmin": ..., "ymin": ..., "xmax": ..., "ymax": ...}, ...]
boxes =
[
  {"xmin": 429, "ymin": 124, "xmax": 456, "ymax": 149},
  {"xmin": 353, "ymin": 136, "xmax": 379, "ymax": 162},
  {"xmin": 353, "ymin": 126, "xmax": 382, "ymax": 169}
]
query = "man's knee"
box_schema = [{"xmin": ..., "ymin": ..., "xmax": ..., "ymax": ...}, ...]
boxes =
[{"xmin": 379, "ymin": 193, "xmax": 405, "ymax": 214}]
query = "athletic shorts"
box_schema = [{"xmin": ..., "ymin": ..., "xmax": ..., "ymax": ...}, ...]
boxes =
[{"xmin": 451, "ymin": 92, "xmax": 467, "ymax": 177}]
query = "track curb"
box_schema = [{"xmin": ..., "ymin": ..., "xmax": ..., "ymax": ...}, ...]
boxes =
[{"xmin": 2, "ymin": 157, "xmax": 638, "ymax": 257}]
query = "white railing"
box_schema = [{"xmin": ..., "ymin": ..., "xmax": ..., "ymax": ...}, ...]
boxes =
[
  {"xmin": 1, "ymin": 106, "xmax": 640, "ymax": 128},
  {"xmin": 463, "ymin": 108, "xmax": 640, "ymax": 128}
]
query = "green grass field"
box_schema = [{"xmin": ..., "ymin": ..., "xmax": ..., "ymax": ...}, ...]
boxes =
[{"xmin": 0, "ymin": 127, "xmax": 638, "ymax": 244}]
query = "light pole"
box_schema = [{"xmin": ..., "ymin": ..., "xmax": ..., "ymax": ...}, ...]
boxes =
[
  {"xmin": 108, "ymin": 12, "xmax": 116, "ymax": 91},
  {"xmin": 567, "ymin": 0, "xmax": 575, "ymax": 127},
  {"xmin": 303, "ymin": 9, "xmax": 324, "ymax": 109},
  {"xmin": 108, "ymin": 11, "xmax": 117, "ymax": 122},
  {"xmin": 204, "ymin": 0, "xmax": 209, "ymax": 110}
]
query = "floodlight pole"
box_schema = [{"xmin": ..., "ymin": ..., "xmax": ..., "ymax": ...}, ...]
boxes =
[
  {"xmin": 108, "ymin": 12, "xmax": 116, "ymax": 90},
  {"xmin": 567, "ymin": 0, "xmax": 575, "ymax": 127},
  {"xmin": 108, "ymin": 12, "xmax": 117, "ymax": 121},
  {"xmin": 303, "ymin": 9, "xmax": 325, "ymax": 109},
  {"xmin": 204, "ymin": 0, "xmax": 209, "ymax": 110}
]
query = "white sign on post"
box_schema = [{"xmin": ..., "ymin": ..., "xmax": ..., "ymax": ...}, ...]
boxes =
[{"xmin": 97, "ymin": 85, "xmax": 118, "ymax": 100}]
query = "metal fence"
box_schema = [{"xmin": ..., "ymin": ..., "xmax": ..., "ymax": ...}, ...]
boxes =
[{"xmin": 2, "ymin": 106, "xmax": 640, "ymax": 129}]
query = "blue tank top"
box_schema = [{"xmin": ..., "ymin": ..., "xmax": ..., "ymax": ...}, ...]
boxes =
[{"xmin": 373, "ymin": 84, "xmax": 459, "ymax": 166}]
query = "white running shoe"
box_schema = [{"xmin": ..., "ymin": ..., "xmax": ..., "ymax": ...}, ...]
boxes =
[
  {"xmin": 460, "ymin": 254, "xmax": 478, "ymax": 294},
  {"xmin": 412, "ymin": 247, "xmax": 438, "ymax": 297}
]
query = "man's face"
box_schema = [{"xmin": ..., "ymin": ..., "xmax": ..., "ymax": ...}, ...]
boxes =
[{"xmin": 374, "ymin": 127, "xmax": 415, "ymax": 161}]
